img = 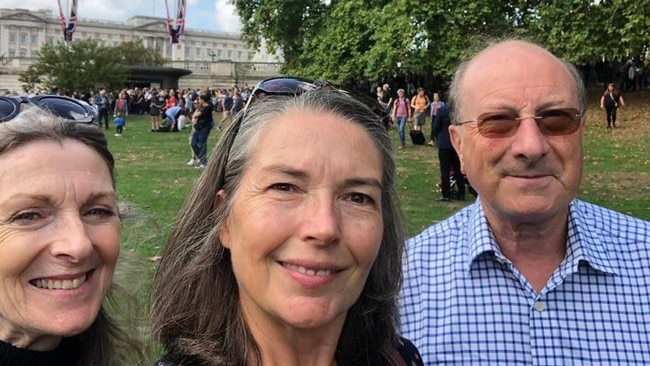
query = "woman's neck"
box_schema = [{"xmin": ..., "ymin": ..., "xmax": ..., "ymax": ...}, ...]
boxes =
[
  {"xmin": 243, "ymin": 309, "xmax": 344, "ymax": 366},
  {"xmin": 0, "ymin": 324, "xmax": 60, "ymax": 351}
]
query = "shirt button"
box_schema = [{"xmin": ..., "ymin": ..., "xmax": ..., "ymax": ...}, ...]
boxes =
[{"xmin": 534, "ymin": 301, "xmax": 546, "ymax": 312}]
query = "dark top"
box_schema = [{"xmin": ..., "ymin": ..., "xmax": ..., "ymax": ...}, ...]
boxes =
[
  {"xmin": 154, "ymin": 336, "xmax": 424, "ymax": 366},
  {"xmin": 194, "ymin": 104, "xmax": 213, "ymax": 129},
  {"xmin": 223, "ymin": 95, "xmax": 234, "ymax": 110},
  {"xmin": 0, "ymin": 338, "xmax": 81, "ymax": 366},
  {"xmin": 380, "ymin": 90, "xmax": 394, "ymax": 105},
  {"xmin": 603, "ymin": 91, "xmax": 622, "ymax": 109},
  {"xmin": 431, "ymin": 104, "xmax": 453, "ymax": 149}
]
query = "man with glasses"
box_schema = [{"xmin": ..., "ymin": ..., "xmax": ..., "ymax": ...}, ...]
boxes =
[{"xmin": 400, "ymin": 39, "xmax": 650, "ymax": 364}]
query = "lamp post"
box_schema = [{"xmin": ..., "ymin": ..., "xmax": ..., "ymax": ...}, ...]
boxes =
[
  {"xmin": 396, "ymin": 61, "xmax": 402, "ymax": 90},
  {"xmin": 209, "ymin": 51, "xmax": 216, "ymax": 62}
]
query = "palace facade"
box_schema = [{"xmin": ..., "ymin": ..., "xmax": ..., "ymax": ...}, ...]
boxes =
[{"xmin": 0, "ymin": 7, "xmax": 281, "ymax": 91}]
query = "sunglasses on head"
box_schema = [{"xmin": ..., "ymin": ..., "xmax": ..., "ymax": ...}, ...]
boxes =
[
  {"xmin": 456, "ymin": 107, "xmax": 583, "ymax": 138},
  {"xmin": 244, "ymin": 77, "xmax": 390, "ymax": 127},
  {"xmin": 244, "ymin": 77, "xmax": 324, "ymax": 111},
  {"xmin": 0, "ymin": 95, "xmax": 97, "ymax": 124}
]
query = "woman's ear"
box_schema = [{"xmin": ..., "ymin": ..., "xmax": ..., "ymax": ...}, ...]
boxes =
[{"xmin": 215, "ymin": 190, "xmax": 231, "ymax": 248}]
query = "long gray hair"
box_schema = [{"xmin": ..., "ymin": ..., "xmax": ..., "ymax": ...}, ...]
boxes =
[{"xmin": 151, "ymin": 89, "xmax": 406, "ymax": 365}]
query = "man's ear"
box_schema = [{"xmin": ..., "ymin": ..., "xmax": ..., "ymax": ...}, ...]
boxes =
[
  {"xmin": 215, "ymin": 190, "xmax": 231, "ymax": 248},
  {"xmin": 449, "ymin": 125, "xmax": 466, "ymax": 174}
]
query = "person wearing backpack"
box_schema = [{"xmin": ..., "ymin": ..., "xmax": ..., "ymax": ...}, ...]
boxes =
[
  {"xmin": 391, "ymin": 88, "xmax": 411, "ymax": 149},
  {"xmin": 410, "ymin": 87, "xmax": 430, "ymax": 132}
]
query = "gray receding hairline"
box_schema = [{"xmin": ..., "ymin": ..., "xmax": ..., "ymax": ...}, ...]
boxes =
[{"xmin": 447, "ymin": 38, "xmax": 586, "ymax": 125}]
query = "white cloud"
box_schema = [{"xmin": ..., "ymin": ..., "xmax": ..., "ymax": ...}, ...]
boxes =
[
  {"xmin": 1, "ymin": 0, "xmax": 240, "ymax": 33},
  {"xmin": 213, "ymin": 0, "xmax": 241, "ymax": 33},
  {"xmin": 1, "ymin": 0, "xmax": 150, "ymax": 21}
]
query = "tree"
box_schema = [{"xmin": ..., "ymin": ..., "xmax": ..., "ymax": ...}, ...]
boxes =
[
  {"xmin": 233, "ymin": 0, "xmax": 326, "ymax": 71},
  {"xmin": 116, "ymin": 40, "xmax": 167, "ymax": 66},
  {"xmin": 233, "ymin": 0, "xmax": 649, "ymax": 88},
  {"xmin": 20, "ymin": 39, "xmax": 126, "ymax": 93}
]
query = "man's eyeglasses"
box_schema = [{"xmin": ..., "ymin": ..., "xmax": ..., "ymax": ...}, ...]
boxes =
[
  {"xmin": 456, "ymin": 108, "xmax": 582, "ymax": 138},
  {"xmin": 0, "ymin": 95, "xmax": 96, "ymax": 124}
]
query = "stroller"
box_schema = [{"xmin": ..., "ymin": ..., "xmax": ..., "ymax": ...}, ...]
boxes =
[{"xmin": 437, "ymin": 170, "xmax": 477, "ymax": 200}]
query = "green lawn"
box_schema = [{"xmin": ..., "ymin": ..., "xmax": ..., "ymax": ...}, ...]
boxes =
[
  {"xmin": 115, "ymin": 90, "xmax": 650, "ymax": 261},
  {"xmin": 111, "ymin": 90, "xmax": 649, "ymax": 362}
]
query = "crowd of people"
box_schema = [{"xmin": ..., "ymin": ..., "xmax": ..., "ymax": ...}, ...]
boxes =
[
  {"xmin": 0, "ymin": 38, "xmax": 648, "ymax": 366},
  {"xmin": 5, "ymin": 84, "xmax": 253, "ymax": 168}
]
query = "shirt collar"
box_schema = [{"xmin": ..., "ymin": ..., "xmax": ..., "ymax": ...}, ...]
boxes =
[
  {"xmin": 465, "ymin": 199, "xmax": 619, "ymax": 275},
  {"xmin": 465, "ymin": 200, "xmax": 501, "ymax": 271},
  {"xmin": 565, "ymin": 199, "xmax": 619, "ymax": 275}
]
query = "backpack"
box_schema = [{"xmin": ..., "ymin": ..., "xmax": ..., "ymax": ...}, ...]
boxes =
[{"xmin": 394, "ymin": 98, "xmax": 409, "ymax": 111}]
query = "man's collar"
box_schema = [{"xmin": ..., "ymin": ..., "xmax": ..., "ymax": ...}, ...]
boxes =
[
  {"xmin": 465, "ymin": 199, "xmax": 619, "ymax": 275},
  {"xmin": 565, "ymin": 200, "xmax": 619, "ymax": 275}
]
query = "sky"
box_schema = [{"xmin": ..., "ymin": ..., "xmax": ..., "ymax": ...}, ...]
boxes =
[{"xmin": 1, "ymin": 0, "xmax": 243, "ymax": 34}]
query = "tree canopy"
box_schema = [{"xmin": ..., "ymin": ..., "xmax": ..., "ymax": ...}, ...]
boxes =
[
  {"xmin": 19, "ymin": 39, "xmax": 166, "ymax": 93},
  {"xmin": 233, "ymin": 0, "xmax": 650, "ymax": 86}
]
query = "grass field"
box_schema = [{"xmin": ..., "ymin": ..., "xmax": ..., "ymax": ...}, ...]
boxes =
[
  {"xmin": 113, "ymin": 89, "xmax": 650, "ymax": 264},
  {"xmin": 111, "ymin": 89, "xmax": 649, "ymax": 361}
]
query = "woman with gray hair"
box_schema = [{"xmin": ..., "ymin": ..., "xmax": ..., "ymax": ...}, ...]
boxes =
[{"xmin": 151, "ymin": 86, "xmax": 423, "ymax": 365}]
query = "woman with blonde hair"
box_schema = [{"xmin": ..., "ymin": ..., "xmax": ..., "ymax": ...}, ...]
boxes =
[{"xmin": 0, "ymin": 103, "xmax": 144, "ymax": 365}]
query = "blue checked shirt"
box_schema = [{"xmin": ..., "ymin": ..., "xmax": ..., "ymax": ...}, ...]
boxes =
[{"xmin": 400, "ymin": 199, "xmax": 650, "ymax": 365}]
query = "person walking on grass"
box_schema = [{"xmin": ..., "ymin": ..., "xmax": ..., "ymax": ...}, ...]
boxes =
[
  {"xmin": 391, "ymin": 89, "xmax": 411, "ymax": 149},
  {"xmin": 113, "ymin": 91, "xmax": 128, "ymax": 137},
  {"xmin": 600, "ymin": 82, "xmax": 625, "ymax": 129}
]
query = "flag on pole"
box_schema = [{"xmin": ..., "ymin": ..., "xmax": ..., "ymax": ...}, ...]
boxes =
[
  {"xmin": 57, "ymin": 0, "xmax": 78, "ymax": 43},
  {"xmin": 65, "ymin": 0, "xmax": 78, "ymax": 42},
  {"xmin": 165, "ymin": 0, "xmax": 187, "ymax": 44}
]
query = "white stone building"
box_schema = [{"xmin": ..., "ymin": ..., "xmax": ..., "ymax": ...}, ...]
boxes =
[{"xmin": 0, "ymin": 7, "xmax": 281, "ymax": 91}]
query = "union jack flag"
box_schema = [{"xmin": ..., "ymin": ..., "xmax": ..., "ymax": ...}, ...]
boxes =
[
  {"xmin": 166, "ymin": 0, "xmax": 186, "ymax": 44},
  {"xmin": 57, "ymin": 0, "xmax": 78, "ymax": 43},
  {"xmin": 65, "ymin": 0, "xmax": 78, "ymax": 42},
  {"xmin": 176, "ymin": 0, "xmax": 186, "ymax": 36}
]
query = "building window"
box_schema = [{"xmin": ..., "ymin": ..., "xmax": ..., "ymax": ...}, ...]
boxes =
[
  {"xmin": 185, "ymin": 47, "xmax": 190, "ymax": 57},
  {"xmin": 8, "ymin": 50, "xmax": 15, "ymax": 58},
  {"xmin": 31, "ymin": 34, "xmax": 38, "ymax": 44},
  {"xmin": 166, "ymin": 46, "xmax": 172, "ymax": 58},
  {"xmin": 237, "ymin": 51, "xmax": 242, "ymax": 60},
  {"xmin": 9, "ymin": 33, "xmax": 16, "ymax": 43},
  {"xmin": 47, "ymin": 37, "xmax": 54, "ymax": 45},
  {"xmin": 217, "ymin": 49, "xmax": 222, "ymax": 58},
  {"xmin": 227, "ymin": 50, "xmax": 232, "ymax": 59},
  {"xmin": 196, "ymin": 47, "xmax": 201, "ymax": 58},
  {"xmin": 19, "ymin": 49, "xmax": 27, "ymax": 58},
  {"xmin": 20, "ymin": 33, "xmax": 27, "ymax": 43}
]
